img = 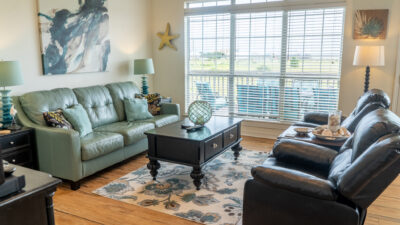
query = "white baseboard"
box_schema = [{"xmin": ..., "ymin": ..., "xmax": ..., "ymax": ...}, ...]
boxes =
[{"xmin": 241, "ymin": 120, "xmax": 290, "ymax": 139}]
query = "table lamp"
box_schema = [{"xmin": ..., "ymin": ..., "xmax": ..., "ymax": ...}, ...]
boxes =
[
  {"xmin": 0, "ymin": 61, "xmax": 23, "ymax": 128},
  {"xmin": 353, "ymin": 46, "xmax": 385, "ymax": 93},
  {"xmin": 134, "ymin": 58, "xmax": 154, "ymax": 95}
]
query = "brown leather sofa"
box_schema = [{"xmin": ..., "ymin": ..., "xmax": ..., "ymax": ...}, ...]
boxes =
[{"xmin": 243, "ymin": 108, "xmax": 400, "ymax": 225}]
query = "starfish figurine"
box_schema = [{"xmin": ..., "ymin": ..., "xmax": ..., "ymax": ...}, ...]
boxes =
[{"xmin": 157, "ymin": 23, "xmax": 179, "ymax": 51}]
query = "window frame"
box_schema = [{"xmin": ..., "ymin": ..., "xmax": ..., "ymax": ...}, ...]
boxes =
[{"xmin": 184, "ymin": 0, "xmax": 346, "ymax": 122}]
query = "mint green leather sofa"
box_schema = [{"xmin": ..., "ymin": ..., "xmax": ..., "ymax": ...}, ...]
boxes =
[{"xmin": 13, "ymin": 82, "xmax": 180, "ymax": 189}]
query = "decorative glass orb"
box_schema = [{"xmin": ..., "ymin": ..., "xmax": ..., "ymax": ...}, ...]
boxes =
[{"xmin": 188, "ymin": 100, "xmax": 212, "ymax": 126}]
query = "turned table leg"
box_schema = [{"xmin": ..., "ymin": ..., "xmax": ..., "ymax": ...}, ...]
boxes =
[
  {"xmin": 232, "ymin": 143, "xmax": 243, "ymax": 160},
  {"xmin": 190, "ymin": 166, "xmax": 204, "ymax": 190},
  {"xmin": 147, "ymin": 159, "xmax": 160, "ymax": 180}
]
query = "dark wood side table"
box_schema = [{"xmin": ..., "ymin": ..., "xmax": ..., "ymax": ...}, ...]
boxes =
[
  {"xmin": 0, "ymin": 165, "xmax": 61, "ymax": 225},
  {"xmin": 0, "ymin": 128, "xmax": 37, "ymax": 169},
  {"xmin": 278, "ymin": 125, "xmax": 345, "ymax": 151},
  {"xmin": 145, "ymin": 117, "xmax": 243, "ymax": 190}
]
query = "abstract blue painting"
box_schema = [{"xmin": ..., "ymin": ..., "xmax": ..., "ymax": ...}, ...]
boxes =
[{"xmin": 38, "ymin": 0, "xmax": 110, "ymax": 75}]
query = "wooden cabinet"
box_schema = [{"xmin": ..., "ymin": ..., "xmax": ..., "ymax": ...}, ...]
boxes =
[{"xmin": 0, "ymin": 128, "xmax": 37, "ymax": 169}]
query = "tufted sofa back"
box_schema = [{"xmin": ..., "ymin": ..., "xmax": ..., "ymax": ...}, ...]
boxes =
[
  {"xmin": 73, "ymin": 85, "xmax": 119, "ymax": 128},
  {"xmin": 328, "ymin": 109, "xmax": 400, "ymax": 208},
  {"xmin": 106, "ymin": 82, "xmax": 140, "ymax": 121},
  {"xmin": 19, "ymin": 88, "xmax": 78, "ymax": 126}
]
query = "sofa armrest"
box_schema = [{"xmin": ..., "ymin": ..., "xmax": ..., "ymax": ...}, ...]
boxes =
[
  {"xmin": 273, "ymin": 139, "xmax": 338, "ymax": 172},
  {"xmin": 33, "ymin": 126, "xmax": 82, "ymax": 181},
  {"xmin": 303, "ymin": 112, "xmax": 329, "ymax": 125},
  {"xmin": 160, "ymin": 103, "xmax": 180, "ymax": 117},
  {"xmin": 251, "ymin": 165, "xmax": 337, "ymax": 200},
  {"xmin": 14, "ymin": 98, "xmax": 82, "ymax": 181}
]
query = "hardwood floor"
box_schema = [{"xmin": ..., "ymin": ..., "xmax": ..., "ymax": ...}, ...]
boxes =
[{"xmin": 53, "ymin": 136, "xmax": 400, "ymax": 225}]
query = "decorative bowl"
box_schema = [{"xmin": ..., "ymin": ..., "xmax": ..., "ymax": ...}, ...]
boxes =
[
  {"xmin": 188, "ymin": 100, "xmax": 212, "ymax": 126},
  {"xmin": 312, "ymin": 125, "xmax": 351, "ymax": 141},
  {"xmin": 294, "ymin": 127, "xmax": 311, "ymax": 136}
]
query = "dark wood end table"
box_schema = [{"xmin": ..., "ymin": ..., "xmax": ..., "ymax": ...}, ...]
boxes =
[
  {"xmin": 0, "ymin": 165, "xmax": 61, "ymax": 225},
  {"xmin": 145, "ymin": 116, "xmax": 243, "ymax": 190},
  {"xmin": 278, "ymin": 125, "xmax": 345, "ymax": 151},
  {"xmin": 0, "ymin": 128, "xmax": 38, "ymax": 169}
]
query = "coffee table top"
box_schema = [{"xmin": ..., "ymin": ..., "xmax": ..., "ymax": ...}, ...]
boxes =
[
  {"xmin": 279, "ymin": 125, "xmax": 345, "ymax": 149},
  {"xmin": 145, "ymin": 116, "xmax": 243, "ymax": 141}
]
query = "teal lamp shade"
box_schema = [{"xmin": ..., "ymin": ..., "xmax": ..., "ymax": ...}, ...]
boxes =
[
  {"xmin": 0, "ymin": 61, "xmax": 23, "ymax": 127},
  {"xmin": 134, "ymin": 58, "xmax": 155, "ymax": 75},
  {"xmin": 0, "ymin": 61, "xmax": 24, "ymax": 87},
  {"xmin": 133, "ymin": 59, "xmax": 154, "ymax": 95}
]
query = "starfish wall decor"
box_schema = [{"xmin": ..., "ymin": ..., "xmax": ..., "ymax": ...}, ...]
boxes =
[{"xmin": 157, "ymin": 23, "xmax": 179, "ymax": 51}]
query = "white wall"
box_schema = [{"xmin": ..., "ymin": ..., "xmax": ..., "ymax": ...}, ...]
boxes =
[
  {"xmin": 152, "ymin": 0, "xmax": 400, "ymax": 117},
  {"xmin": 152, "ymin": 0, "xmax": 186, "ymax": 114},
  {"xmin": 0, "ymin": 0, "xmax": 153, "ymax": 96}
]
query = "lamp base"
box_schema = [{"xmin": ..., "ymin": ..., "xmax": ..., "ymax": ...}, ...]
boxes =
[
  {"xmin": 364, "ymin": 66, "xmax": 370, "ymax": 93},
  {"xmin": 142, "ymin": 75, "xmax": 149, "ymax": 95},
  {"xmin": 0, "ymin": 90, "xmax": 13, "ymax": 127}
]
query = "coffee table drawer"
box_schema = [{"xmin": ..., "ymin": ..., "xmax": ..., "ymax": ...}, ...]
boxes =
[
  {"xmin": 205, "ymin": 134, "xmax": 223, "ymax": 161},
  {"xmin": 224, "ymin": 125, "xmax": 238, "ymax": 147}
]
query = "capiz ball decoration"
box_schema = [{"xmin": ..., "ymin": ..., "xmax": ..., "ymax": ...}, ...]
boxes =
[{"xmin": 188, "ymin": 100, "xmax": 212, "ymax": 126}]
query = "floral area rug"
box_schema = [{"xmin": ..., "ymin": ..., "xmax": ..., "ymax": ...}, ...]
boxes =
[{"xmin": 94, "ymin": 149, "xmax": 269, "ymax": 225}]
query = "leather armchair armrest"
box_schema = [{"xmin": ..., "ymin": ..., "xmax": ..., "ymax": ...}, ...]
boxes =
[
  {"xmin": 160, "ymin": 103, "xmax": 180, "ymax": 117},
  {"xmin": 303, "ymin": 112, "xmax": 329, "ymax": 125},
  {"xmin": 273, "ymin": 139, "xmax": 338, "ymax": 172},
  {"xmin": 251, "ymin": 165, "xmax": 337, "ymax": 200},
  {"xmin": 303, "ymin": 112, "xmax": 347, "ymax": 125}
]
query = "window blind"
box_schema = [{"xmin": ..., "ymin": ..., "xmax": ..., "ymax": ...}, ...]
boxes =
[{"xmin": 185, "ymin": 1, "xmax": 345, "ymax": 122}]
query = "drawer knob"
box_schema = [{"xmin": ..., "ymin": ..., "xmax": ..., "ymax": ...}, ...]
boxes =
[
  {"xmin": 12, "ymin": 159, "xmax": 16, "ymax": 163},
  {"xmin": 10, "ymin": 141, "xmax": 15, "ymax": 145},
  {"xmin": 230, "ymin": 134, "xmax": 234, "ymax": 139},
  {"xmin": 213, "ymin": 143, "xmax": 218, "ymax": 149}
]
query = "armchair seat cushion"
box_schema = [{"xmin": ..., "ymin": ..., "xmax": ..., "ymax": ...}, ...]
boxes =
[
  {"xmin": 94, "ymin": 121, "xmax": 155, "ymax": 146},
  {"xmin": 144, "ymin": 114, "xmax": 179, "ymax": 127},
  {"xmin": 81, "ymin": 132, "xmax": 124, "ymax": 161}
]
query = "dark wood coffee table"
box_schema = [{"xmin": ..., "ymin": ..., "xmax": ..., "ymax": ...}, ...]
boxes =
[
  {"xmin": 278, "ymin": 125, "xmax": 345, "ymax": 151},
  {"xmin": 145, "ymin": 116, "xmax": 243, "ymax": 190}
]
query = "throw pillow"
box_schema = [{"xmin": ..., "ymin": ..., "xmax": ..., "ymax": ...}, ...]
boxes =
[
  {"xmin": 135, "ymin": 93, "xmax": 162, "ymax": 116},
  {"xmin": 63, "ymin": 104, "xmax": 93, "ymax": 137},
  {"xmin": 124, "ymin": 98, "xmax": 154, "ymax": 121},
  {"xmin": 43, "ymin": 109, "xmax": 73, "ymax": 129}
]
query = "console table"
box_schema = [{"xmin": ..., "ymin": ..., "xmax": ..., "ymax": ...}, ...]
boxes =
[
  {"xmin": 278, "ymin": 125, "xmax": 345, "ymax": 151},
  {"xmin": 145, "ymin": 117, "xmax": 243, "ymax": 190},
  {"xmin": 0, "ymin": 165, "xmax": 61, "ymax": 225}
]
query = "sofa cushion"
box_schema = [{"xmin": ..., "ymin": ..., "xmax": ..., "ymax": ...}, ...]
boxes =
[
  {"xmin": 144, "ymin": 114, "xmax": 179, "ymax": 127},
  {"xmin": 94, "ymin": 121, "xmax": 155, "ymax": 145},
  {"xmin": 73, "ymin": 85, "xmax": 119, "ymax": 128},
  {"xmin": 81, "ymin": 132, "xmax": 124, "ymax": 161},
  {"xmin": 124, "ymin": 98, "xmax": 154, "ymax": 121},
  {"xmin": 106, "ymin": 82, "xmax": 141, "ymax": 121},
  {"xmin": 43, "ymin": 109, "xmax": 73, "ymax": 129},
  {"xmin": 19, "ymin": 88, "xmax": 78, "ymax": 126},
  {"xmin": 63, "ymin": 104, "xmax": 93, "ymax": 137}
]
